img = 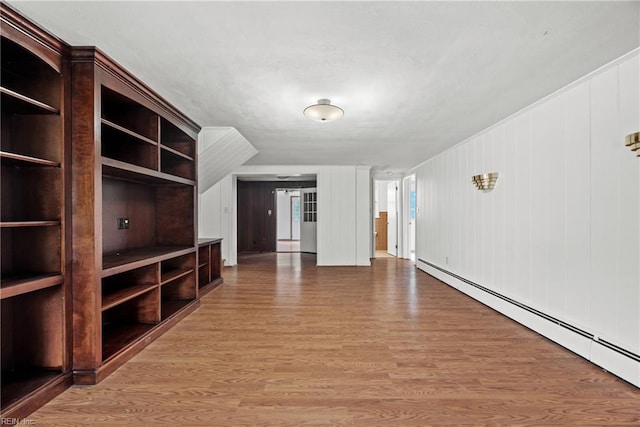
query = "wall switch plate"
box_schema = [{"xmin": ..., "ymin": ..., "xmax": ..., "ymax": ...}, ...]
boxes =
[{"xmin": 117, "ymin": 218, "xmax": 129, "ymax": 230}]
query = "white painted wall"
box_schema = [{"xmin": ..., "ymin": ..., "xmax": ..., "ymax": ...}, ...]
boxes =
[
  {"xmin": 276, "ymin": 190, "xmax": 292, "ymax": 240},
  {"xmin": 198, "ymin": 175, "xmax": 234, "ymax": 266},
  {"xmin": 317, "ymin": 166, "xmax": 357, "ymax": 265},
  {"xmin": 356, "ymin": 166, "xmax": 372, "ymax": 266},
  {"xmin": 411, "ymin": 49, "xmax": 640, "ymax": 386},
  {"xmin": 198, "ymin": 127, "xmax": 257, "ymax": 194},
  {"xmin": 374, "ymin": 181, "xmax": 389, "ymax": 217}
]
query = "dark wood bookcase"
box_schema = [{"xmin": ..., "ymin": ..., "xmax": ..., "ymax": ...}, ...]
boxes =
[
  {"xmin": 197, "ymin": 238, "xmax": 223, "ymax": 297},
  {"xmin": 0, "ymin": 4, "xmax": 73, "ymax": 419},
  {"xmin": 1, "ymin": 3, "xmax": 214, "ymax": 417},
  {"xmin": 70, "ymin": 47, "xmax": 201, "ymax": 384}
]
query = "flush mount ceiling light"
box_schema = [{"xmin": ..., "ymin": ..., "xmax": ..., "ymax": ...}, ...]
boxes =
[{"xmin": 303, "ymin": 99, "xmax": 344, "ymax": 122}]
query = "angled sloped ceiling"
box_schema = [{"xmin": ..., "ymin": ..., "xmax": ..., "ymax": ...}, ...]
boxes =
[{"xmin": 198, "ymin": 127, "xmax": 258, "ymax": 193}]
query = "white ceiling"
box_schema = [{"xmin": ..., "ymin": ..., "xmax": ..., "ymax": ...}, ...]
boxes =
[{"xmin": 11, "ymin": 1, "xmax": 639, "ymax": 174}]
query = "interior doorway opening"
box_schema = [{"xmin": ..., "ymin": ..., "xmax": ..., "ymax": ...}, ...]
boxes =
[
  {"xmin": 402, "ymin": 174, "xmax": 416, "ymax": 262},
  {"xmin": 373, "ymin": 180, "xmax": 399, "ymax": 258},
  {"xmin": 276, "ymin": 188, "xmax": 301, "ymax": 252},
  {"xmin": 236, "ymin": 177, "xmax": 317, "ymax": 258}
]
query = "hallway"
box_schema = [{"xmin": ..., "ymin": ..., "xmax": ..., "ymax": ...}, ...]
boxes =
[{"xmin": 30, "ymin": 254, "xmax": 639, "ymax": 425}]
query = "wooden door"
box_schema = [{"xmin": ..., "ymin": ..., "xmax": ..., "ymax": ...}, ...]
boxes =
[{"xmin": 375, "ymin": 212, "xmax": 388, "ymax": 250}]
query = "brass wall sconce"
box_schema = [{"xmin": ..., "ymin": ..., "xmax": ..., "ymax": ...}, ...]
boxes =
[
  {"xmin": 625, "ymin": 132, "xmax": 639, "ymax": 157},
  {"xmin": 472, "ymin": 172, "xmax": 499, "ymax": 190}
]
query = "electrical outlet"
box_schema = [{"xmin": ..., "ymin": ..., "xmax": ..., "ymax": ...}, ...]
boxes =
[{"xmin": 117, "ymin": 218, "xmax": 129, "ymax": 230}]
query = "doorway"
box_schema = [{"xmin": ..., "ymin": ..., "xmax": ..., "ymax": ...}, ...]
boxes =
[
  {"xmin": 276, "ymin": 189, "xmax": 301, "ymax": 252},
  {"xmin": 402, "ymin": 175, "xmax": 416, "ymax": 262},
  {"xmin": 300, "ymin": 187, "xmax": 317, "ymax": 253},
  {"xmin": 236, "ymin": 178, "xmax": 317, "ymax": 256},
  {"xmin": 373, "ymin": 180, "xmax": 399, "ymax": 258}
]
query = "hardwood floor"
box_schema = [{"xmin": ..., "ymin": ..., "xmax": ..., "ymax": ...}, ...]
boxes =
[{"xmin": 30, "ymin": 253, "xmax": 639, "ymax": 426}]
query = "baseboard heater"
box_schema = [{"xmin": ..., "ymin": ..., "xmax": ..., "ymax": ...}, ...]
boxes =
[{"xmin": 417, "ymin": 259, "xmax": 640, "ymax": 380}]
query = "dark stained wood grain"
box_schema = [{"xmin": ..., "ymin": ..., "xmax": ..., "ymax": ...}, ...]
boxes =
[
  {"xmin": 1, "ymin": 114, "xmax": 62, "ymax": 164},
  {"xmin": 69, "ymin": 57, "xmax": 102, "ymax": 372},
  {"xmin": 101, "ymin": 178, "xmax": 156, "ymax": 255},
  {"xmin": 29, "ymin": 254, "xmax": 640, "ymax": 426},
  {"xmin": 1, "ymin": 3, "xmax": 72, "ymax": 421},
  {"xmin": 197, "ymin": 239, "xmax": 224, "ymax": 297},
  {"xmin": 156, "ymin": 185, "xmax": 195, "ymax": 247},
  {"xmin": 0, "ymin": 273, "xmax": 63, "ymax": 300},
  {"xmin": 102, "ymin": 246, "xmax": 194, "ymax": 276},
  {"xmin": 237, "ymin": 181, "xmax": 316, "ymax": 253}
]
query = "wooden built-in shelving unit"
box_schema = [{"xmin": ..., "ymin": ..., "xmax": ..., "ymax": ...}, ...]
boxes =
[
  {"xmin": 70, "ymin": 46, "xmax": 201, "ymax": 385},
  {"xmin": 197, "ymin": 238, "xmax": 223, "ymax": 297},
  {"xmin": 1, "ymin": 3, "xmax": 224, "ymax": 418},
  {"xmin": 1, "ymin": 3, "xmax": 72, "ymax": 419}
]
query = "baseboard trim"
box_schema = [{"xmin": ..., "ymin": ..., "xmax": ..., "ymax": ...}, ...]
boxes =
[{"xmin": 417, "ymin": 258, "xmax": 640, "ymax": 388}]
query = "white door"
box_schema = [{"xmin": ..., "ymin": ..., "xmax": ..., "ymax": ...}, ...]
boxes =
[
  {"xmin": 300, "ymin": 188, "xmax": 317, "ymax": 253},
  {"xmin": 406, "ymin": 176, "xmax": 416, "ymax": 262},
  {"xmin": 387, "ymin": 182, "xmax": 397, "ymax": 256},
  {"xmin": 291, "ymin": 194, "xmax": 301, "ymax": 240}
]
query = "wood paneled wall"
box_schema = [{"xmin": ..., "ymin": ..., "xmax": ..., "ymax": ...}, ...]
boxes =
[{"xmin": 412, "ymin": 49, "xmax": 639, "ymax": 386}]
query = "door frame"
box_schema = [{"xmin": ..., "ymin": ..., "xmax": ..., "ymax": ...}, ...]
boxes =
[{"xmin": 402, "ymin": 174, "xmax": 416, "ymax": 262}]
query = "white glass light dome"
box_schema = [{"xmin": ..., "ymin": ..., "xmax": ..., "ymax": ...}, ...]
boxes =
[{"xmin": 303, "ymin": 99, "xmax": 344, "ymax": 122}]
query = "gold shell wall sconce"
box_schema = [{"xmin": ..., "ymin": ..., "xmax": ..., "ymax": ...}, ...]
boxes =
[
  {"xmin": 625, "ymin": 132, "xmax": 639, "ymax": 157},
  {"xmin": 472, "ymin": 172, "xmax": 499, "ymax": 190}
]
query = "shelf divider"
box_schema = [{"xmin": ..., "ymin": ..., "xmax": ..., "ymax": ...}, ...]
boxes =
[
  {"xmin": 160, "ymin": 145, "xmax": 194, "ymax": 161},
  {"xmin": 0, "ymin": 151, "xmax": 60, "ymax": 167},
  {"xmin": 101, "ymin": 284, "xmax": 158, "ymax": 311},
  {"xmin": 101, "ymin": 118, "xmax": 158, "ymax": 146},
  {"xmin": 0, "ymin": 274, "xmax": 63, "ymax": 300},
  {"xmin": 0, "ymin": 221, "xmax": 60, "ymax": 228},
  {"xmin": 102, "ymin": 157, "xmax": 196, "ymax": 186},
  {"xmin": 102, "ymin": 246, "xmax": 195, "ymax": 277},
  {"xmin": 160, "ymin": 268, "xmax": 194, "ymax": 286},
  {"xmin": 0, "ymin": 86, "xmax": 59, "ymax": 114}
]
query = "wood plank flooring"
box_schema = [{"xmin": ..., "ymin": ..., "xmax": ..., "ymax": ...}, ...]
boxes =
[{"xmin": 30, "ymin": 253, "xmax": 640, "ymax": 426}]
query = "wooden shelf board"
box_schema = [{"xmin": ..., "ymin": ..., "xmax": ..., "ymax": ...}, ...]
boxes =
[
  {"xmin": 198, "ymin": 262, "xmax": 209, "ymax": 269},
  {"xmin": 102, "ymin": 246, "xmax": 195, "ymax": 277},
  {"xmin": 101, "ymin": 283, "xmax": 157, "ymax": 311},
  {"xmin": 0, "ymin": 86, "xmax": 59, "ymax": 114},
  {"xmin": 160, "ymin": 144, "xmax": 194, "ymax": 161},
  {"xmin": 101, "ymin": 118, "xmax": 158, "ymax": 147},
  {"xmin": 102, "ymin": 157, "xmax": 195, "ymax": 186},
  {"xmin": 81, "ymin": 300, "xmax": 200, "ymax": 385},
  {"xmin": 0, "ymin": 273, "xmax": 63, "ymax": 300},
  {"xmin": 0, "ymin": 151, "xmax": 60, "ymax": 167},
  {"xmin": 102, "ymin": 322, "xmax": 156, "ymax": 362},
  {"xmin": 160, "ymin": 268, "xmax": 193, "ymax": 286},
  {"xmin": 0, "ymin": 368, "xmax": 63, "ymax": 411},
  {"xmin": 0, "ymin": 221, "xmax": 60, "ymax": 228},
  {"xmin": 161, "ymin": 299, "xmax": 193, "ymax": 321}
]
